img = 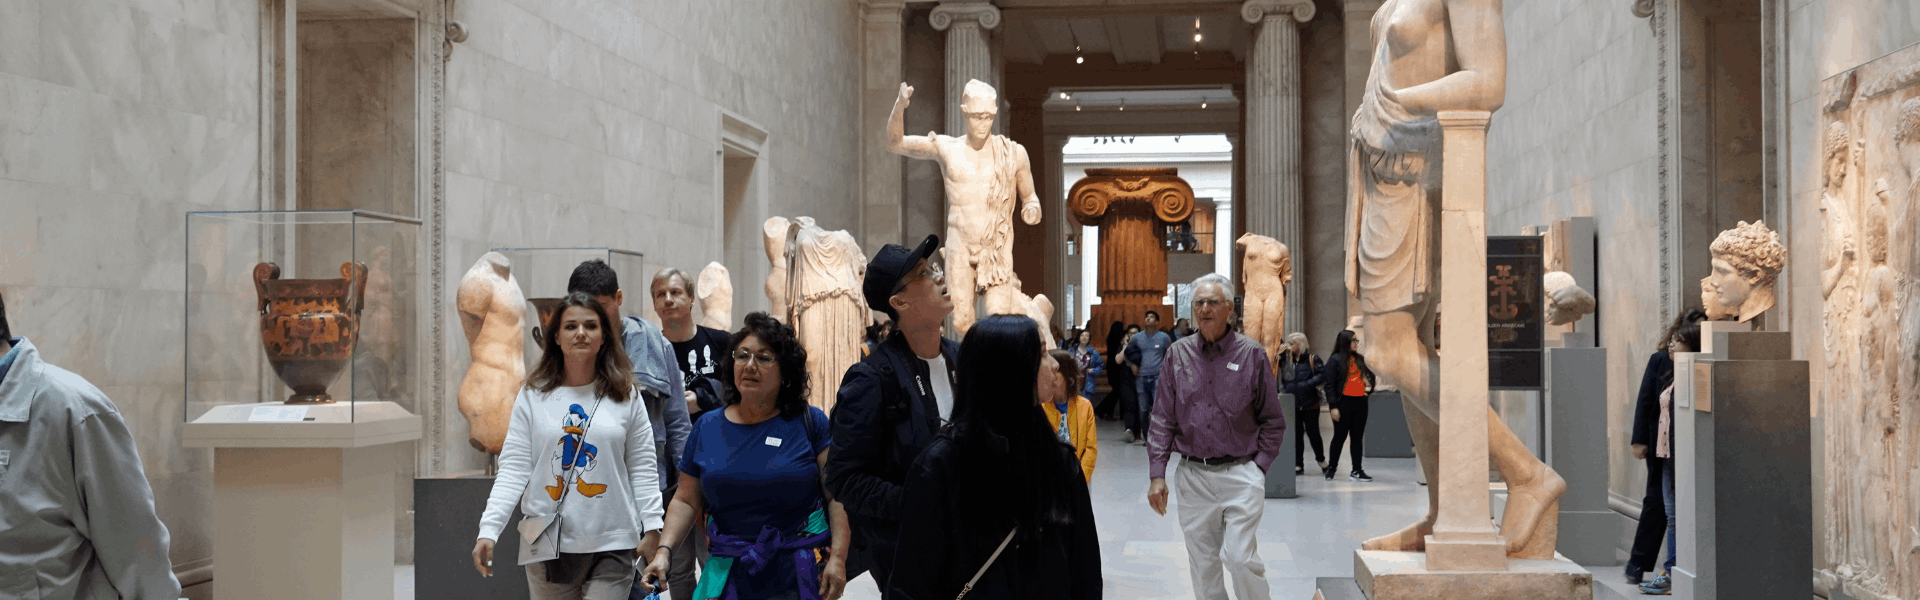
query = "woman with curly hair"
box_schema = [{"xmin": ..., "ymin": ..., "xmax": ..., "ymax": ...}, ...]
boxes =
[
  {"xmin": 642, "ymin": 312, "xmax": 849, "ymax": 600},
  {"xmin": 888, "ymin": 315, "xmax": 1101, "ymax": 599}
]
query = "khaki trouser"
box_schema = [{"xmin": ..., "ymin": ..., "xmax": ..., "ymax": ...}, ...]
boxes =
[
  {"xmin": 1175, "ymin": 459, "xmax": 1271, "ymax": 600},
  {"xmin": 525, "ymin": 551, "xmax": 636, "ymax": 600}
]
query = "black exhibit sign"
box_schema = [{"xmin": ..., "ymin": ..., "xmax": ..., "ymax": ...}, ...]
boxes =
[{"xmin": 1487, "ymin": 236, "xmax": 1544, "ymax": 389}]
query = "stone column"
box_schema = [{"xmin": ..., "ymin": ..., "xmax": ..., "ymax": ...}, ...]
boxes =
[
  {"xmin": 1241, "ymin": 0, "xmax": 1314, "ymax": 336},
  {"xmin": 931, "ymin": 0, "xmax": 1001, "ymax": 138},
  {"xmin": 1426, "ymin": 110, "xmax": 1507, "ymax": 572},
  {"xmin": 860, "ymin": 0, "xmax": 907, "ymax": 249}
]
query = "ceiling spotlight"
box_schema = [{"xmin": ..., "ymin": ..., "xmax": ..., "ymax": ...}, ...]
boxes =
[
  {"xmin": 1201, "ymin": 102, "xmax": 1208, "ymax": 109},
  {"xmin": 1195, "ymin": 18, "xmax": 1201, "ymax": 28},
  {"xmin": 1060, "ymin": 92, "xmax": 1070, "ymax": 100},
  {"xmin": 1194, "ymin": 33, "xmax": 1203, "ymax": 43},
  {"xmin": 1076, "ymin": 55, "xmax": 1085, "ymax": 64},
  {"xmin": 1075, "ymin": 102, "xmax": 1082, "ymax": 111}
]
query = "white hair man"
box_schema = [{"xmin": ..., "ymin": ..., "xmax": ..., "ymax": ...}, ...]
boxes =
[
  {"xmin": 1144, "ymin": 273, "xmax": 1288, "ymax": 600},
  {"xmin": 886, "ymin": 78, "xmax": 1042, "ymax": 336}
]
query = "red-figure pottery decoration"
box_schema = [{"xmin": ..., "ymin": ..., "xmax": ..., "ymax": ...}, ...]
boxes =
[{"xmin": 254, "ymin": 261, "xmax": 368, "ymax": 404}]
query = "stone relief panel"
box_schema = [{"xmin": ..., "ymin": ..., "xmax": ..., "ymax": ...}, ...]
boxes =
[{"xmin": 1819, "ymin": 41, "xmax": 1920, "ymax": 600}]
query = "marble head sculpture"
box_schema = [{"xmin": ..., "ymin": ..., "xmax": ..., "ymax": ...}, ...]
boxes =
[
  {"xmin": 1702, "ymin": 220, "xmax": 1787, "ymax": 322},
  {"xmin": 1542, "ymin": 271, "xmax": 1597, "ymax": 327},
  {"xmin": 696, "ymin": 262, "xmax": 733, "ymax": 331}
]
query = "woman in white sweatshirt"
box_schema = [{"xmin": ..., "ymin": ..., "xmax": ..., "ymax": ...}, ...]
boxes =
[{"xmin": 472, "ymin": 292, "xmax": 665, "ymax": 599}]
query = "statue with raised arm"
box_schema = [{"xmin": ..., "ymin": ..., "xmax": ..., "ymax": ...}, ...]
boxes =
[
  {"xmin": 888, "ymin": 79, "xmax": 1043, "ymax": 335},
  {"xmin": 1347, "ymin": 0, "xmax": 1566, "ymax": 559}
]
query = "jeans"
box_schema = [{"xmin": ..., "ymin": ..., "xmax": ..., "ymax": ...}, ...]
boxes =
[
  {"xmin": 1660, "ymin": 453, "xmax": 1676, "ymax": 573},
  {"xmin": 1294, "ymin": 400, "xmax": 1325, "ymax": 469},
  {"xmin": 1628, "ymin": 455, "xmax": 1669, "ymax": 577},
  {"xmin": 1137, "ymin": 374, "xmax": 1160, "ymax": 436},
  {"xmin": 1326, "ymin": 395, "xmax": 1368, "ymax": 472}
]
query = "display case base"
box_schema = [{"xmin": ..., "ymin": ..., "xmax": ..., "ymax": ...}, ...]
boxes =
[
  {"xmin": 210, "ymin": 443, "xmax": 411, "ymax": 600},
  {"xmin": 1354, "ymin": 550, "xmax": 1593, "ymax": 600},
  {"xmin": 185, "ymin": 401, "xmax": 422, "ymax": 448}
]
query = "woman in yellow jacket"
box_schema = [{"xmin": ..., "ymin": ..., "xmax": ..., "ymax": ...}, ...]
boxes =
[{"xmin": 1043, "ymin": 349, "xmax": 1099, "ymax": 482}]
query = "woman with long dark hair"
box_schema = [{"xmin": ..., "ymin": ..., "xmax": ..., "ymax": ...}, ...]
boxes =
[
  {"xmin": 888, "ymin": 315, "xmax": 1101, "ymax": 599},
  {"xmin": 1624, "ymin": 307, "xmax": 1708, "ymax": 591},
  {"xmin": 473, "ymin": 293, "xmax": 664, "ymax": 599},
  {"xmin": 1322, "ymin": 328, "xmax": 1377, "ymax": 482},
  {"xmin": 640, "ymin": 312, "xmax": 849, "ymax": 600},
  {"xmin": 1095, "ymin": 322, "xmax": 1128, "ymax": 420}
]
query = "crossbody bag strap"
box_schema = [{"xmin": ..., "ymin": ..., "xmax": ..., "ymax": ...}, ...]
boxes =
[{"xmin": 956, "ymin": 527, "xmax": 1018, "ymax": 600}]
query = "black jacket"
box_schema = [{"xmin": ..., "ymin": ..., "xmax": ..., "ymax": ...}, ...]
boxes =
[
  {"xmin": 1280, "ymin": 352, "xmax": 1326, "ymax": 409},
  {"xmin": 825, "ymin": 330, "xmax": 960, "ymax": 575},
  {"xmin": 1630, "ymin": 351, "xmax": 1674, "ymax": 449},
  {"xmin": 886, "ymin": 435, "xmax": 1102, "ymax": 600},
  {"xmin": 1322, "ymin": 352, "xmax": 1376, "ymax": 401}
]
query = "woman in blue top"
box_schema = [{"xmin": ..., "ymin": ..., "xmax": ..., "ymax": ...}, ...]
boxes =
[{"xmin": 641, "ymin": 312, "xmax": 849, "ymax": 600}]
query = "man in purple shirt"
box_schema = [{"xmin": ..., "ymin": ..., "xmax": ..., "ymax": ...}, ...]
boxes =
[{"xmin": 1144, "ymin": 273, "xmax": 1287, "ymax": 600}]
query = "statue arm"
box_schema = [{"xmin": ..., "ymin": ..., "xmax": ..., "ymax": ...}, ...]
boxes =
[
  {"xmin": 887, "ymin": 82, "xmax": 938, "ymax": 160},
  {"xmin": 1392, "ymin": 0, "xmax": 1508, "ymax": 114},
  {"xmin": 1015, "ymin": 143, "xmax": 1042, "ymax": 225}
]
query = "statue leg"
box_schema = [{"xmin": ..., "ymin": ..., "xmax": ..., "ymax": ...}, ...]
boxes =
[
  {"xmin": 1243, "ymin": 299, "xmax": 1267, "ymax": 365},
  {"xmin": 1363, "ymin": 401, "xmax": 1441, "ymax": 552},
  {"xmin": 1492, "ymin": 405, "xmax": 1567, "ymax": 557},
  {"xmin": 1357, "ymin": 309, "xmax": 1441, "ymax": 552},
  {"xmin": 947, "ymin": 255, "xmax": 980, "ymax": 336}
]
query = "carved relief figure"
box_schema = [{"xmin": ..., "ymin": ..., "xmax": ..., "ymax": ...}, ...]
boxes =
[
  {"xmin": 1237, "ymin": 233, "xmax": 1292, "ymax": 372},
  {"xmin": 1542, "ymin": 271, "xmax": 1596, "ymax": 327},
  {"xmin": 1700, "ymin": 220, "xmax": 1786, "ymax": 323},
  {"xmin": 1345, "ymin": 0, "xmax": 1565, "ymax": 558},
  {"xmin": 696, "ymin": 262, "xmax": 733, "ymax": 331},
  {"xmin": 790, "ymin": 219, "xmax": 868, "ymax": 413},
  {"xmin": 1819, "ymin": 122, "xmax": 1862, "ymax": 569},
  {"xmin": 887, "ymin": 79, "xmax": 1043, "ymax": 336},
  {"xmin": 456, "ymin": 252, "xmax": 527, "ymax": 454}
]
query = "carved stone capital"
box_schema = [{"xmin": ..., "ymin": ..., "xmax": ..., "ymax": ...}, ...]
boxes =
[
  {"xmin": 931, "ymin": 1, "xmax": 1002, "ymax": 31},
  {"xmin": 1631, "ymin": 0, "xmax": 1654, "ymax": 18},
  {"xmin": 1242, "ymin": 0, "xmax": 1316, "ymax": 25},
  {"xmin": 861, "ymin": 0, "xmax": 907, "ymax": 21}
]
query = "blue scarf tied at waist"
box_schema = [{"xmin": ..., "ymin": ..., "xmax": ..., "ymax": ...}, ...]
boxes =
[{"xmin": 693, "ymin": 508, "xmax": 831, "ymax": 600}]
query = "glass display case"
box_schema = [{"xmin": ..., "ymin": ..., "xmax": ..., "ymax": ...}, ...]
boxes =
[
  {"xmin": 184, "ymin": 210, "xmax": 420, "ymax": 427},
  {"xmin": 488, "ymin": 247, "xmax": 646, "ymax": 370}
]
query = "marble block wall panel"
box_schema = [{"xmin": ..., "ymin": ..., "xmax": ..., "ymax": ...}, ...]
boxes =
[
  {"xmin": 0, "ymin": 0, "xmax": 265, "ymax": 587},
  {"xmin": 1486, "ymin": 0, "xmax": 1661, "ymax": 509}
]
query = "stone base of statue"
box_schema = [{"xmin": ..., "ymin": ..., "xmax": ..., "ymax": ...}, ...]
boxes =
[
  {"xmin": 1671, "ymin": 324, "xmax": 1811, "ymax": 600},
  {"xmin": 1264, "ymin": 392, "xmax": 1297, "ymax": 499},
  {"xmin": 415, "ymin": 474, "xmax": 530, "ymax": 599},
  {"xmin": 1354, "ymin": 550, "xmax": 1594, "ymax": 600},
  {"xmin": 1544, "ymin": 338, "xmax": 1613, "ymax": 566},
  {"xmin": 185, "ymin": 402, "xmax": 422, "ymax": 600}
]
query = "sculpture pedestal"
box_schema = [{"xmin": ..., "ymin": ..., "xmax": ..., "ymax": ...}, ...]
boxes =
[
  {"xmin": 415, "ymin": 474, "xmax": 529, "ymax": 599},
  {"xmin": 1671, "ymin": 328, "xmax": 1811, "ymax": 600},
  {"xmin": 1544, "ymin": 345, "xmax": 1612, "ymax": 565},
  {"xmin": 1265, "ymin": 392, "xmax": 1297, "ymax": 499},
  {"xmin": 185, "ymin": 402, "xmax": 422, "ymax": 600},
  {"xmin": 1353, "ymin": 550, "xmax": 1593, "ymax": 600}
]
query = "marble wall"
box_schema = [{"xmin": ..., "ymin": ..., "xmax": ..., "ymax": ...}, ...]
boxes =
[{"xmin": 1485, "ymin": 0, "xmax": 1663, "ymax": 508}]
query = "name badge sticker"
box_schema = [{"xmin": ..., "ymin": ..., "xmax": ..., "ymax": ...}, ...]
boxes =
[
  {"xmin": 1227, "ymin": 363, "xmax": 1241, "ymax": 372},
  {"xmin": 765, "ymin": 437, "xmax": 783, "ymax": 447}
]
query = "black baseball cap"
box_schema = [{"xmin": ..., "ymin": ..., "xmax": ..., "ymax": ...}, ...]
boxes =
[{"xmin": 863, "ymin": 234, "xmax": 941, "ymax": 314}]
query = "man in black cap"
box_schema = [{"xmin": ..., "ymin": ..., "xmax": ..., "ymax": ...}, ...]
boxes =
[{"xmin": 824, "ymin": 234, "xmax": 959, "ymax": 588}]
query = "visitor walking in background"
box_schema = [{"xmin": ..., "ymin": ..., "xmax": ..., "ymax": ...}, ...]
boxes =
[
  {"xmin": 1322, "ymin": 329, "xmax": 1376, "ymax": 482},
  {"xmin": 0, "ymin": 292, "xmax": 183, "ymax": 600},
  {"xmin": 1108, "ymin": 325, "xmax": 1141, "ymax": 435},
  {"xmin": 825, "ymin": 235, "xmax": 959, "ymax": 586},
  {"xmin": 640, "ymin": 313, "xmax": 848, "ymax": 600},
  {"xmin": 473, "ymin": 293, "xmax": 664, "ymax": 600},
  {"xmin": 1144, "ymin": 274, "xmax": 1287, "ymax": 600},
  {"xmin": 1045, "ymin": 348, "xmax": 1100, "ymax": 482},
  {"xmin": 1068, "ymin": 329, "xmax": 1104, "ymax": 399},
  {"xmin": 1125, "ymin": 311, "xmax": 1173, "ymax": 446},
  {"xmin": 889, "ymin": 315, "xmax": 1102, "ymax": 600},
  {"xmin": 1279, "ymin": 332, "xmax": 1327, "ymax": 476},
  {"xmin": 1627, "ymin": 308, "xmax": 1707, "ymax": 593}
]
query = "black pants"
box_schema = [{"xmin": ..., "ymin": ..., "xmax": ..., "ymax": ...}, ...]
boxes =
[
  {"xmin": 1627, "ymin": 455, "xmax": 1670, "ymax": 576},
  {"xmin": 1294, "ymin": 400, "xmax": 1325, "ymax": 469},
  {"xmin": 1326, "ymin": 395, "xmax": 1369, "ymax": 472},
  {"xmin": 1116, "ymin": 376, "xmax": 1140, "ymax": 433}
]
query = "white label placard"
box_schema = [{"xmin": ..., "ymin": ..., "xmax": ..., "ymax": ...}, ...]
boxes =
[{"xmin": 248, "ymin": 406, "xmax": 309, "ymax": 422}]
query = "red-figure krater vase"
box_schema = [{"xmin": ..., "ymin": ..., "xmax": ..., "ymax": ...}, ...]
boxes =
[{"xmin": 253, "ymin": 261, "xmax": 368, "ymax": 404}]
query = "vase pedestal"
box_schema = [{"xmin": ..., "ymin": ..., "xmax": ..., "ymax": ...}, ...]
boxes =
[{"xmin": 186, "ymin": 402, "xmax": 421, "ymax": 600}]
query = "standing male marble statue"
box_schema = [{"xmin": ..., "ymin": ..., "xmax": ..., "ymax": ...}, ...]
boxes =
[
  {"xmin": 1347, "ymin": 0, "xmax": 1566, "ymax": 558},
  {"xmin": 887, "ymin": 79, "xmax": 1042, "ymax": 335}
]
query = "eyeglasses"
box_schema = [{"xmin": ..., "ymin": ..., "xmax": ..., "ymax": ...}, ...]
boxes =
[
  {"xmin": 732, "ymin": 350, "xmax": 778, "ymax": 368},
  {"xmin": 891, "ymin": 262, "xmax": 944, "ymax": 295},
  {"xmin": 1193, "ymin": 298, "xmax": 1230, "ymax": 308}
]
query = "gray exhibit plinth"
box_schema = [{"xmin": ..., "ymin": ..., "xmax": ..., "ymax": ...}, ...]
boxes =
[
  {"xmin": 1366, "ymin": 389, "xmax": 1415, "ymax": 458},
  {"xmin": 1670, "ymin": 329, "xmax": 1811, "ymax": 600},
  {"xmin": 1266, "ymin": 392, "xmax": 1298, "ymax": 498},
  {"xmin": 415, "ymin": 475, "xmax": 529, "ymax": 600},
  {"xmin": 1545, "ymin": 345, "xmax": 1612, "ymax": 565}
]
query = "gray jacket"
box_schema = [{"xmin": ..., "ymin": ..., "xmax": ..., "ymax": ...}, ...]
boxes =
[
  {"xmin": 0, "ymin": 338, "xmax": 181, "ymax": 600},
  {"xmin": 622, "ymin": 317, "xmax": 691, "ymax": 490}
]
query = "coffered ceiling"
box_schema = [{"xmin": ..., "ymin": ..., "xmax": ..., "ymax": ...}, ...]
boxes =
[{"xmin": 992, "ymin": 1, "xmax": 1251, "ymax": 64}]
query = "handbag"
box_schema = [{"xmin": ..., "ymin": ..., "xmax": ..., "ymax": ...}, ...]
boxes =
[
  {"xmin": 955, "ymin": 528, "xmax": 1018, "ymax": 600},
  {"xmin": 518, "ymin": 395, "xmax": 604, "ymax": 565}
]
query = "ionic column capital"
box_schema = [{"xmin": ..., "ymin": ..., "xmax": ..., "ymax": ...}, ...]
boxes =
[
  {"xmin": 1242, "ymin": 0, "xmax": 1317, "ymax": 25},
  {"xmin": 931, "ymin": 1, "xmax": 1002, "ymax": 31}
]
